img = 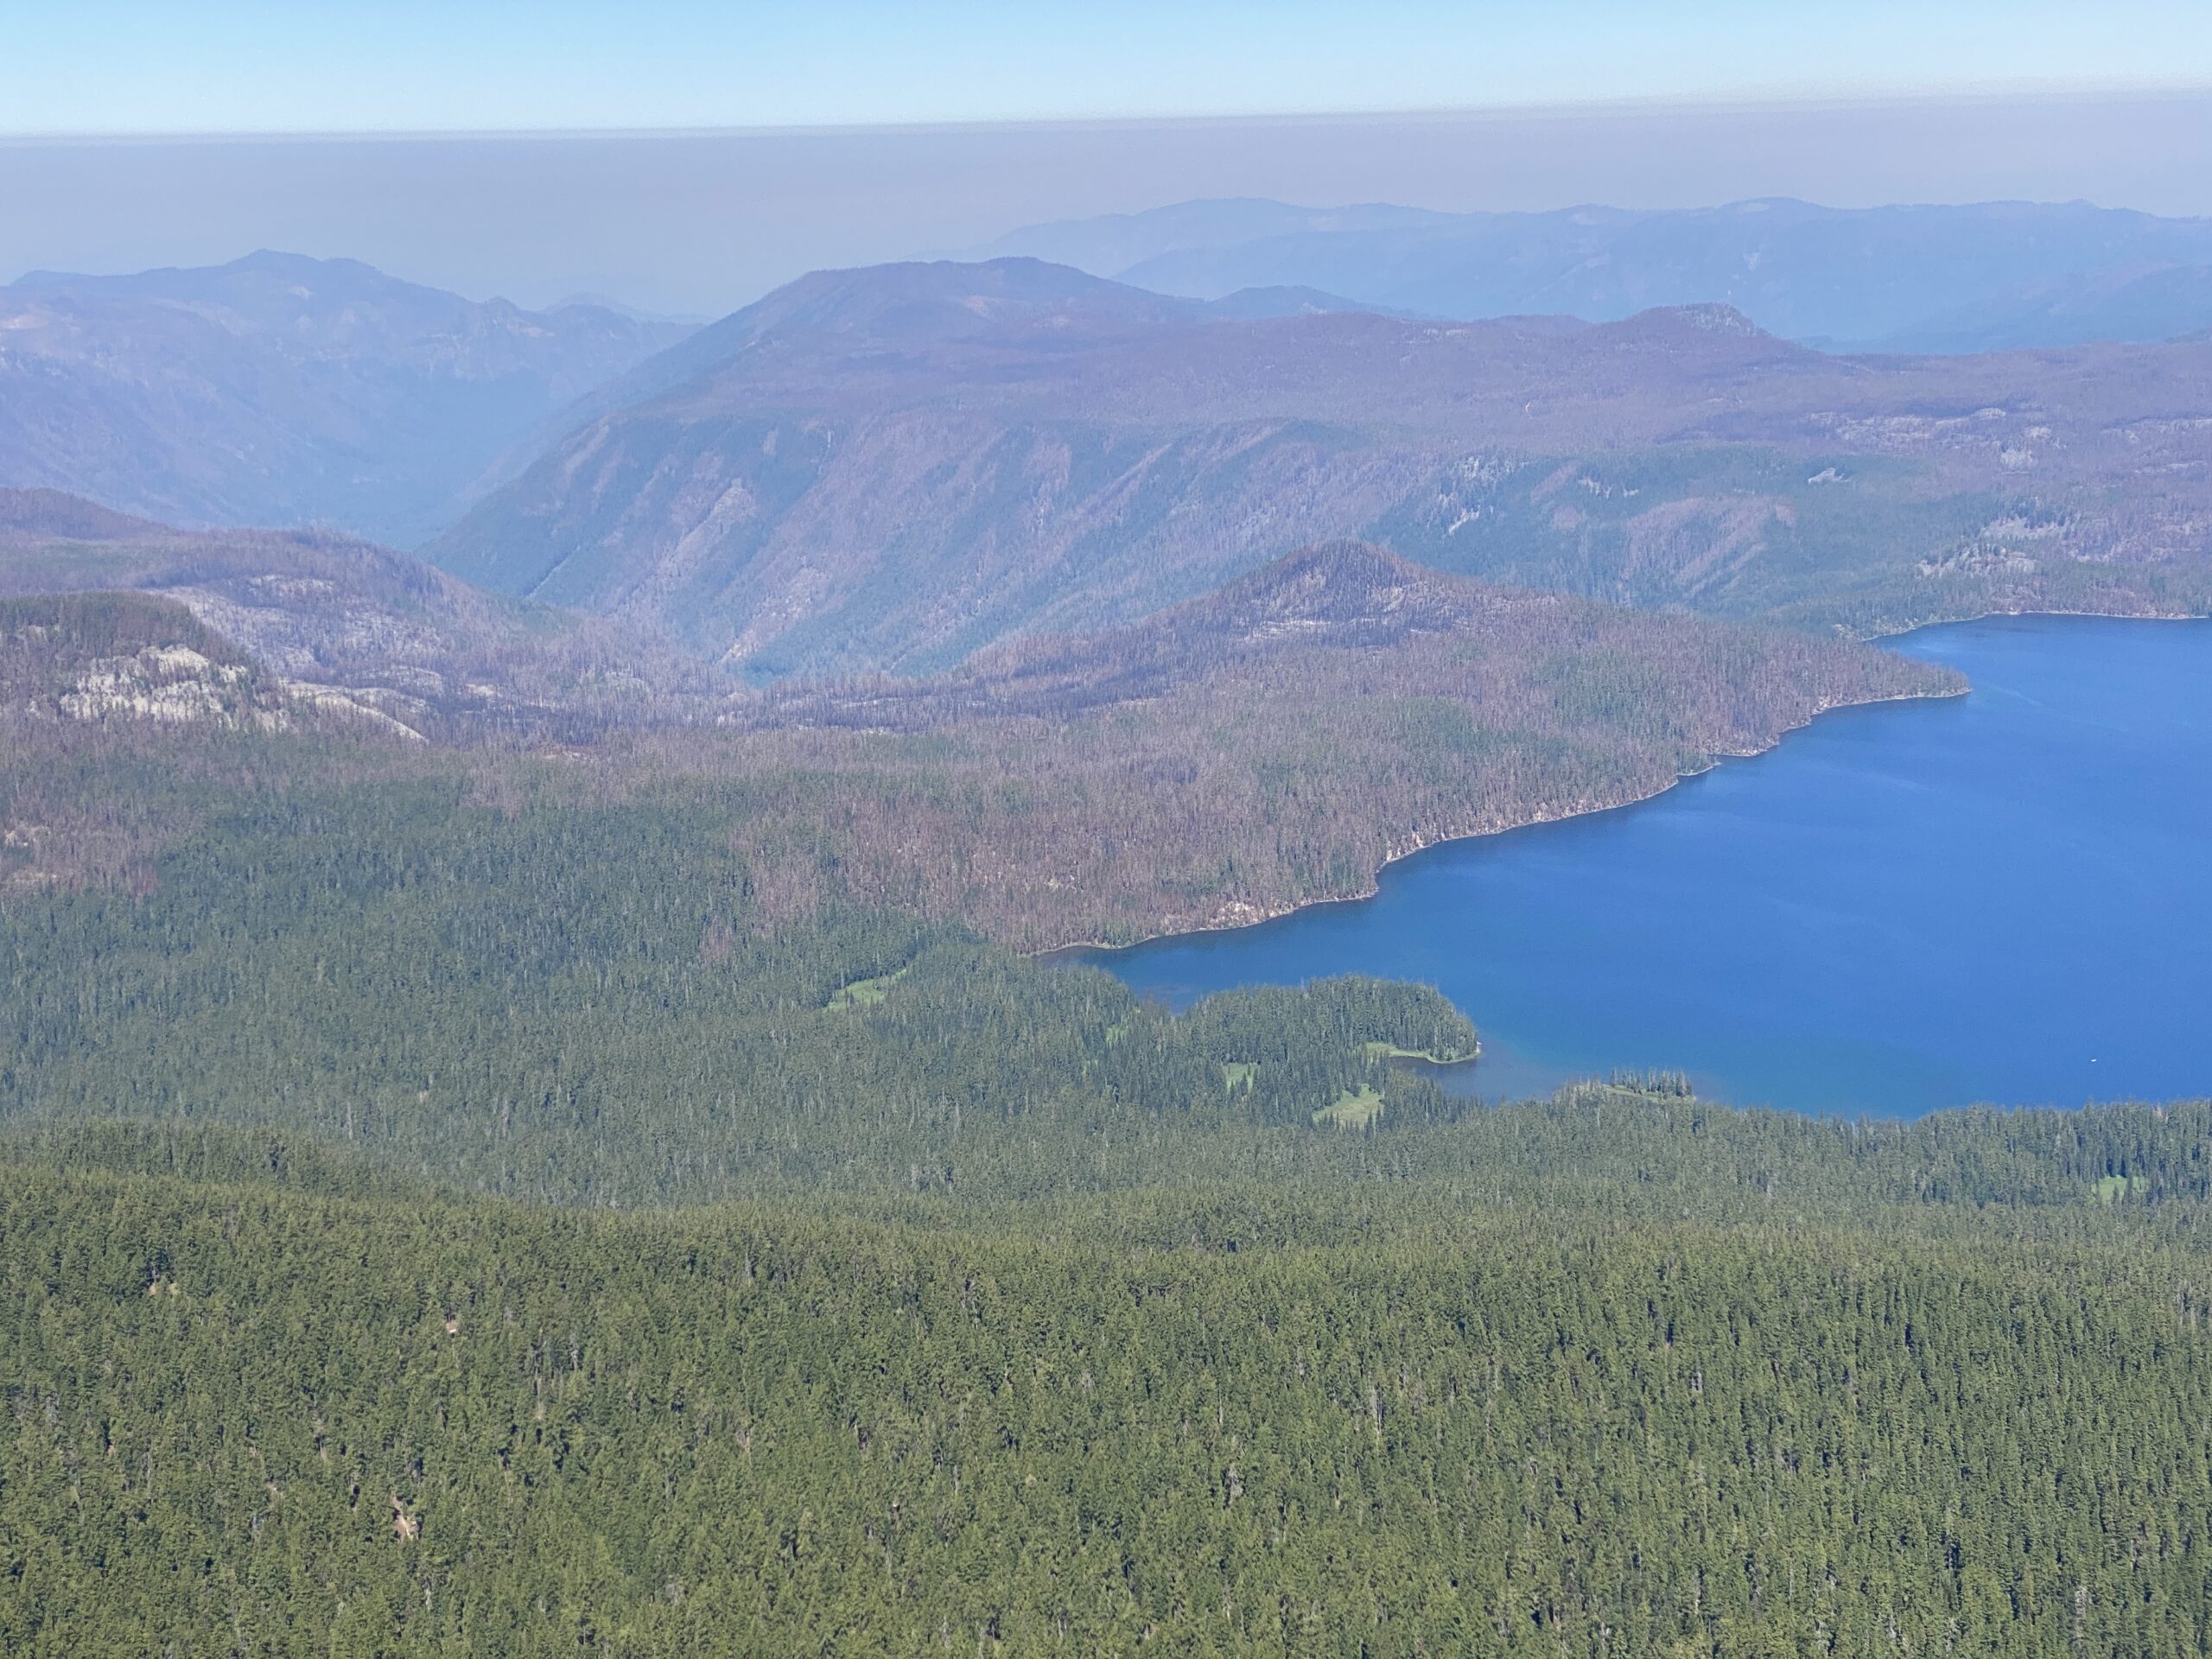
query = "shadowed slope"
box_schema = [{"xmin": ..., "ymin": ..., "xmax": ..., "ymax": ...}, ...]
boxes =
[{"xmin": 0, "ymin": 253, "xmax": 690, "ymax": 544}]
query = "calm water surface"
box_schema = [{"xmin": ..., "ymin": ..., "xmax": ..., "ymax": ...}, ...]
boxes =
[{"xmin": 1091, "ymin": 616, "xmax": 2212, "ymax": 1116}]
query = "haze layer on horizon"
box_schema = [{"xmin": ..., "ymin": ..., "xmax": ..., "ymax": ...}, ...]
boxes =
[
  {"xmin": 14, "ymin": 0, "xmax": 2210, "ymax": 136},
  {"xmin": 5, "ymin": 91, "xmax": 2210, "ymax": 318}
]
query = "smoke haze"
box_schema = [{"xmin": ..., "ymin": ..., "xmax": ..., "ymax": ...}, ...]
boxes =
[{"xmin": 5, "ymin": 89, "xmax": 2209, "ymax": 317}]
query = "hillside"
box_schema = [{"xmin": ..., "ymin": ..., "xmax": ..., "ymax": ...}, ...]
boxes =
[
  {"xmin": 965, "ymin": 195, "xmax": 2212, "ymax": 349},
  {"xmin": 743, "ymin": 539, "xmax": 1522, "ymax": 725},
  {"xmin": 0, "ymin": 489, "xmax": 719, "ymax": 737},
  {"xmin": 0, "ymin": 252, "xmax": 690, "ymax": 544},
  {"xmin": 3, "ymin": 526, "xmax": 1951, "ymax": 943},
  {"xmin": 1873, "ymin": 260, "xmax": 2212, "ymax": 353},
  {"xmin": 432, "ymin": 256, "xmax": 2212, "ymax": 677},
  {"xmin": 714, "ymin": 542, "xmax": 1955, "ymax": 944}
]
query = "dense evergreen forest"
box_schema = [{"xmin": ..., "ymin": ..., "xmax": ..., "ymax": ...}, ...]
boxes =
[
  {"xmin": 6, "ymin": 585, "xmax": 2211, "ymax": 1653},
  {"xmin": 7, "ymin": 1120, "xmax": 2212, "ymax": 1656}
]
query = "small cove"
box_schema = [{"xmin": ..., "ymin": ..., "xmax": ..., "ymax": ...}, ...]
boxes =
[{"xmin": 1089, "ymin": 614, "xmax": 2212, "ymax": 1116}]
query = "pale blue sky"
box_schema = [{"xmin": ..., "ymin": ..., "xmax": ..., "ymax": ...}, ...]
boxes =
[{"xmin": 4, "ymin": 0, "xmax": 2209, "ymax": 135}]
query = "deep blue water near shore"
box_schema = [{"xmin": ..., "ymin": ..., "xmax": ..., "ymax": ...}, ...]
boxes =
[{"xmin": 1088, "ymin": 615, "xmax": 2212, "ymax": 1116}]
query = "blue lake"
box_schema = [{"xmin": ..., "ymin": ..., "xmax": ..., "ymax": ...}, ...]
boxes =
[{"xmin": 1091, "ymin": 615, "xmax": 2212, "ymax": 1116}]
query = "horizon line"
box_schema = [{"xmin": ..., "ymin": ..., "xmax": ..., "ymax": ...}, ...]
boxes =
[{"xmin": 4, "ymin": 76, "xmax": 2209, "ymax": 148}]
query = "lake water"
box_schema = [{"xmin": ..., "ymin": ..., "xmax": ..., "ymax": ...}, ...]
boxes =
[{"xmin": 1090, "ymin": 616, "xmax": 2212, "ymax": 1116}]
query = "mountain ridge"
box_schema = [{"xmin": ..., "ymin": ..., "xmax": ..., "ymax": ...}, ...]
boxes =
[
  {"xmin": 429, "ymin": 255, "xmax": 2212, "ymax": 679},
  {"xmin": 962, "ymin": 196, "xmax": 2212, "ymax": 350}
]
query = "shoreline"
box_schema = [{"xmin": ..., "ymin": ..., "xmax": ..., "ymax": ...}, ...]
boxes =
[
  {"xmin": 1040, "ymin": 679, "xmax": 1969, "ymax": 960},
  {"xmin": 1043, "ymin": 607, "xmax": 2212, "ymax": 961},
  {"xmin": 1046, "ymin": 606, "xmax": 2212, "ymax": 960},
  {"xmin": 1863, "ymin": 602, "xmax": 2210, "ymax": 645}
]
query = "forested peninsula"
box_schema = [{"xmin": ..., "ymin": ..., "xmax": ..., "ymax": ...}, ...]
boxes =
[{"xmin": 3, "ymin": 533, "xmax": 1956, "ymax": 950}]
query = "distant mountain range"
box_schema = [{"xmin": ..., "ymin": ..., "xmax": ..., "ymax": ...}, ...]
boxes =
[
  {"xmin": 429, "ymin": 256, "xmax": 2212, "ymax": 679},
  {"xmin": 10, "ymin": 219, "xmax": 2212, "ymax": 686},
  {"xmin": 0, "ymin": 253, "xmax": 691, "ymax": 547},
  {"xmin": 957, "ymin": 197, "xmax": 2212, "ymax": 352}
]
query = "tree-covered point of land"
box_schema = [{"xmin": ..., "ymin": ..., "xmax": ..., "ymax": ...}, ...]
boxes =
[{"xmin": 3, "ymin": 550, "xmax": 1955, "ymax": 950}]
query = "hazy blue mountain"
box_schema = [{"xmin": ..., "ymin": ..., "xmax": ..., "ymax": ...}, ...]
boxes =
[
  {"xmin": 430, "ymin": 256, "xmax": 2212, "ymax": 679},
  {"xmin": 964, "ymin": 197, "xmax": 2212, "ymax": 349},
  {"xmin": 950, "ymin": 197, "xmax": 1458, "ymax": 276},
  {"xmin": 1200, "ymin": 284, "xmax": 1429, "ymax": 320},
  {"xmin": 1872, "ymin": 262, "xmax": 2212, "ymax": 353},
  {"xmin": 0, "ymin": 252, "xmax": 691, "ymax": 546}
]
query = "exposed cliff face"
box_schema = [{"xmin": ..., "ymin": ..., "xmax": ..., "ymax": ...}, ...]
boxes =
[
  {"xmin": 54, "ymin": 640, "xmax": 264, "ymax": 728},
  {"xmin": 5, "ymin": 593, "xmax": 289, "ymax": 734},
  {"xmin": 432, "ymin": 258, "xmax": 2212, "ymax": 680}
]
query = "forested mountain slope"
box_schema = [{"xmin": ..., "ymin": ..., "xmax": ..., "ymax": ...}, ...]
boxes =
[
  {"xmin": 1875, "ymin": 259, "xmax": 2212, "ymax": 353},
  {"xmin": 715, "ymin": 542, "xmax": 1954, "ymax": 944},
  {"xmin": 0, "ymin": 252, "xmax": 689, "ymax": 544},
  {"xmin": 3, "ymin": 538, "xmax": 1951, "ymax": 943},
  {"xmin": 433, "ymin": 257, "xmax": 2212, "ymax": 677}
]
